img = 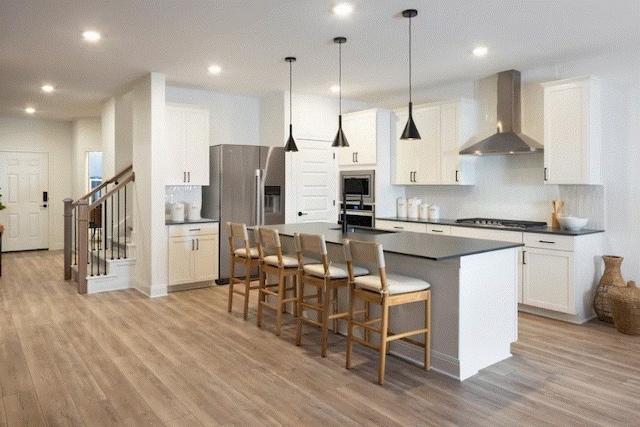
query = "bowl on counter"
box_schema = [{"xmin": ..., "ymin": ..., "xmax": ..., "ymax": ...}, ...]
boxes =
[{"xmin": 557, "ymin": 216, "xmax": 588, "ymax": 231}]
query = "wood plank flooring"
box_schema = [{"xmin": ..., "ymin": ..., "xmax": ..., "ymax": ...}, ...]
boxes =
[{"xmin": 1, "ymin": 250, "xmax": 639, "ymax": 426}]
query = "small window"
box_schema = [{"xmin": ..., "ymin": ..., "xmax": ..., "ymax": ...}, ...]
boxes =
[{"xmin": 87, "ymin": 151, "xmax": 103, "ymax": 202}]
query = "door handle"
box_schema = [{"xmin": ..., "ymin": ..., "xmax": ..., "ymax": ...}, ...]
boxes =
[
  {"xmin": 544, "ymin": 167, "xmax": 548, "ymax": 181},
  {"xmin": 455, "ymin": 170, "xmax": 460, "ymax": 182},
  {"xmin": 298, "ymin": 211, "xmax": 308, "ymax": 217}
]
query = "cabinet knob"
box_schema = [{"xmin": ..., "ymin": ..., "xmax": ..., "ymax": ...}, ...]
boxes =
[{"xmin": 298, "ymin": 211, "xmax": 308, "ymax": 217}]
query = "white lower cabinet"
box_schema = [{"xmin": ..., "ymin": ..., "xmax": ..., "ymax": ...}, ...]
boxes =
[
  {"xmin": 521, "ymin": 245, "xmax": 573, "ymax": 313},
  {"xmin": 168, "ymin": 223, "xmax": 219, "ymax": 286},
  {"xmin": 375, "ymin": 221, "xmax": 602, "ymax": 322},
  {"xmin": 519, "ymin": 232, "xmax": 602, "ymax": 323}
]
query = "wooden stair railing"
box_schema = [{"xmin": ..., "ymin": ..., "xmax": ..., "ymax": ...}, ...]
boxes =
[{"xmin": 64, "ymin": 165, "xmax": 135, "ymax": 294}]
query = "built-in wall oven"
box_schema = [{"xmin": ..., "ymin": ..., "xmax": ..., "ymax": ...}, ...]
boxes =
[{"xmin": 339, "ymin": 170, "xmax": 375, "ymax": 228}]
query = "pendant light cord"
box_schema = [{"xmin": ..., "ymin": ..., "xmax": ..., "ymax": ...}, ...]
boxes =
[
  {"xmin": 339, "ymin": 41, "xmax": 342, "ymax": 115},
  {"xmin": 408, "ymin": 15, "xmax": 412, "ymax": 104},
  {"xmin": 289, "ymin": 60, "xmax": 293, "ymax": 125}
]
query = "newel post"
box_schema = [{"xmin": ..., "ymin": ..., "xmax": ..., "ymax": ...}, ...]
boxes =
[
  {"xmin": 63, "ymin": 198, "xmax": 73, "ymax": 280},
  {"xmin": 77, "ymin": 199, "xmax": 89, "ymax": 294}
]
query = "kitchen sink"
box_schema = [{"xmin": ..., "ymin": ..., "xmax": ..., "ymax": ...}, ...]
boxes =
[{"xmin": 330, "ymin": 226, "xmax": 397, "ymax": 235}]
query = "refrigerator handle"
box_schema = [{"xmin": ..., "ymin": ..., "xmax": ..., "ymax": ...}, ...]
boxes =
[{"xmin": 255, "ymin": 169, "xmax": 263, "ymax": 225}]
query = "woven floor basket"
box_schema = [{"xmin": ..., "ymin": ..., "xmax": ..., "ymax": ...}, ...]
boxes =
[
  {"xmin": 593, "ymin": 255, "xmax": 626, "ymax": 323},
  {"xmin": 607, "ymin": 281, "xmax": 640, "ymax": 335}
]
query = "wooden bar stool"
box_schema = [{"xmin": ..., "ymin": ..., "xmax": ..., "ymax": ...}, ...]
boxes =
[
  {"xmin": 227, "ymin": 222, "xmax": 260, "ymax": 319},
  {"xmin": 256, "ymin": 227, "xmax": 299, "ymax": 336},
  {"xmin": 343, "ymin": 238, "xmax": 431, "ymax": 385},
  {"xmin": 294, "ymin": 232, "xmax": 368, "ymax": 356}
]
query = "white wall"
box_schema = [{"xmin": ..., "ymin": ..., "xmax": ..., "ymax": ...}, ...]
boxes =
[
  {"xmin": 101, "ymin": 98, "xmax": 116, "ymax": 178},
  {"xmin": 71, "ymin": 118, "xmax": 101, "ymax": 198},
  {"xmin": 0, "ymin": 116, "xmax": 73, "ymax": 250},
  {"xmin": 128, "ymin": 73, "xmax": 168, "ymax": 297},
  {"xmin": 166, "ymin": 85, "xmax": 260, "ymax": 146}
]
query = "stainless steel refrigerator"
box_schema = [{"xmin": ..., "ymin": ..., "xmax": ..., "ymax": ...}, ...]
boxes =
[{"xmin": 202, "ymin": 144, "xmax": 286, "ymax": 283}]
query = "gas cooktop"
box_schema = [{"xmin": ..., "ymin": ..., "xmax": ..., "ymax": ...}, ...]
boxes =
[{"xmin": 455, "ymin": 218, "xmax": 547, "ymax": 230}]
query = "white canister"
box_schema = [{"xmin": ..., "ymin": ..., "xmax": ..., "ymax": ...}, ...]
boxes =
[
  {"xmin": 186, "ymin": 201, "xmax": 201, "ymax": 221},
  {"xmin": 170, "ymin": 202, "xmax": 185, "ymax": 222},
  {"xmin": 428, "ymin": 204, "xmax": 440, "ymax": 220},
  {"xmin": 407, "ymin": 198, "xmax": 421, "ymax": 219},
  {"xmin": 419, "ymin": 203, "xmax": 430, "ymax": 220},
  {"xmin": 396, "ymin": 197, "xmax": 407, "ymax": 218}
]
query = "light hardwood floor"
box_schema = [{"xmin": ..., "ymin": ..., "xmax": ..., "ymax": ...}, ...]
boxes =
[{"xmin": 1, "ymin": 250, "xmax": 639, "ymax": 426}]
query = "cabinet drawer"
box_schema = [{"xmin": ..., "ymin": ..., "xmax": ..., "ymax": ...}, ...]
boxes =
[
  {"xmin": 168, "ymin": 223, "xmax": 219, "ymax": 237},
  {"xmin": 375, "ymin": 220, "xmax": 426, "ymax": 233},
  {"xmin": 450, "ymin": 226, "xmax": 523, "ymax": 243},
  {"xmin": 523, "ymin": 233, "xmax": 575, "ymax": 251},
  {"xmin": 426, "ymin": 224, "xmax": 451, "ymax": 235}
]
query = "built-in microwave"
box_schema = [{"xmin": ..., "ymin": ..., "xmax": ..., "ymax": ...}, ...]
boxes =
[{"xmin": 340, "ymin": 170, "xmax": 375, "ymax": 205}]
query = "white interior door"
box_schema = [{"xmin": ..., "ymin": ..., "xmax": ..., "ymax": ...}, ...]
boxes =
[
  {"xmin": 0, "ymin": 151, "xmax": 49, "ymax": 251},
  {"xmin": 288, "ymin": 140, "xmax": 337, "ymax": 223}
]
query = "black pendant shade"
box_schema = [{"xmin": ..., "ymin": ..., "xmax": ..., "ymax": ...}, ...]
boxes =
[
  {"xmin": 401, "ymin": 9, "xmax": 421, "ymax": 140},
  {"xmin": 284, "ymin": 56, "xmax": 298, "ymax": 152},
  {"xmin": 332, "ymin": 37, "xmax": 349, "ymax": 148},
  {"xmin": 401, "ymin": 102, "xmax": 421, "ymax": 140},
  {"xmin": 333, "ymin": 115, "xmax": 349, "ymax": 148}
]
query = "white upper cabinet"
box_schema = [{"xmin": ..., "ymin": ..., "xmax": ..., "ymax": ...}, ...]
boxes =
[
  {"xmin": 166, "ymin": 104, "xmax": 210, "ymax": 185},
  {"xmin": 394, "ymin": 100, "xmax": 476, "ymax": 185},
  {"xmin": 440, "ymin": 100, "xmax": 477, "ymax": 185},
  {"xmin": 337, "ymin": 109, "xmax": 382, "ymax": 166},
  {"xmin": 542, "ymin": 76, "xmax": 602, "ymax": 185}
]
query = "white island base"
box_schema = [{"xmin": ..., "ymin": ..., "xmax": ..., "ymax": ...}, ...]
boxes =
[
  {"xmin": 269, "ymin": 224, "xmax": 520, "ymax": 382},
  {"xmin": 343, "ymin": 246, "xmax": 518, "ymax": 381}
]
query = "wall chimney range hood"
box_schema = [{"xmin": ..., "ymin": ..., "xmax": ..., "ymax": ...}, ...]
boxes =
[{"xmin": 460, "ymin": 69, "xmax": 543, "ymax": 155}]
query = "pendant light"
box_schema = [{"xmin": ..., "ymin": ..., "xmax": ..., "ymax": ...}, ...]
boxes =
[
  {"xmin": 284, "ymin": 57, "xmax": 298, "ymax": 152},
  {"xmin": 400, "ymin": 9, "xmax": 421, "ymax": 140},
  {"xmin": 332, "ymin": 36, "xmax": 349, "ymax": 148}
]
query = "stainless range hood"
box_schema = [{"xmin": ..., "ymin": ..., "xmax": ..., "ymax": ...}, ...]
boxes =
[{"xmin": 460, "ymin": 69, "xmax": 543, "ymax": 155}]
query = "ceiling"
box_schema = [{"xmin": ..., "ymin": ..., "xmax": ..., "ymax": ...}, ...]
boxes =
[{"xmin": 1, "ymin": 0, "xmax": 638, "ymax": 121}]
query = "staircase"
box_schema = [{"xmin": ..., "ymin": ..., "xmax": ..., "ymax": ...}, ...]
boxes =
[{"xmin": 64, "ymin": 165, "xmax": 136, "ymax": 294}]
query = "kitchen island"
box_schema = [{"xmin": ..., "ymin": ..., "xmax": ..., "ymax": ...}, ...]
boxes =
[{"xmin": 259, "ymin": 222, "xmax": 522, "ymax": 381}]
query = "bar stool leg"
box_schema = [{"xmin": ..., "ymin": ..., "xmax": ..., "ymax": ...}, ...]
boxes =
[
  {"xmin": 321, "ymin": 283, "xmax": 329, "ymax": 357},
  {"xmin": 257, "ymin": 267, "xmax": 265, "ymax": 328},
  {"xmin": 378, "ymin": 299, "xmax": 390, "ymax": 385},
  {"xmin": 346, "ymin": 285, "xmax": 355, "ymax": 369},
  {"xmin": 295, "ymin": 276, "xmax": 305, "ymax": 346},
  {"xmin": 275, "ymin": 271, "xmax": 285, "ymax": 336},
  {"xmin": 228, "ymin": 257, "xmax": 235, "ymax": 313},
  {"xmin": 425, "ymin": 294, "xmax": 431, "ymax": 370},
  {"xmin": 243, "ymin": 261, "xmax": 251, "ymax": 320}
]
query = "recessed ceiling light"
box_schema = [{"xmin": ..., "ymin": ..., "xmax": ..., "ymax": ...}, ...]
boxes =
[
  {"xmin": 472, "ymin": 46, "xmax": 488, "ymax": 57},
  {"xmin": 330, "ymin": 84, "xmax": 340, "ymax": 93},
  {"xmin": 332, "ymin": 2, "xmax": 353, "ymax": 17},
  {"xmin": 207, "ymin": 64, "xmax": 222, "ymax": 75},
  {"xmin": 41, "ymin": 84, "xmax": 55, "ymax": 93},
  {"xmin": 82, "ymin": 30, "xmax": 101, "ymax": 42},
  {"xmin": 25, "ymin": 107, "xmax": 36, "ymax": 114}
]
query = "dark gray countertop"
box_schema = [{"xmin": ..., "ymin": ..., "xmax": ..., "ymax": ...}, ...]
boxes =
[
  {"xmin": 165, "ymin": 218, "xmax": 219, "ymax": 226},
  {"xmin": 376, "ymin": 216, "xmax": 604, "ymax": 236},
  {"xmin": 258, "ymin": 222, "xmax": 522, "ymax": 261}
]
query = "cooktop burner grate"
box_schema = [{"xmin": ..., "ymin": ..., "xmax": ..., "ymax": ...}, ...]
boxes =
[{"xmin": 455, "ymin": 218, "xmax": 547, "ymax": 229}]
